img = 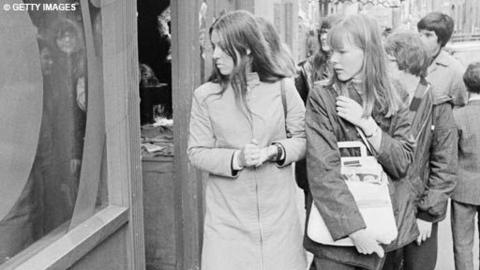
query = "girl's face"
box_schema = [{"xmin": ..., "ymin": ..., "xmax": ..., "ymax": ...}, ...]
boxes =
[
  {"xmin": 211, "ymin": 30, "xmax": 235, "ymax": 76},
  {"xmin": 319, "ymin": 28, "xmax": 330, "ymax": 52},
  {"xmin": 330, "ymin": 37, "xmax": 364, "ymax": 82}
]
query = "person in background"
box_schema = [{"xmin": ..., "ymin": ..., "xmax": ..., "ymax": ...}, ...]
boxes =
[
  {"xmin": 450, "ymin": 62, "xmax": 480, "ymax": 270},
  {"xmin": 139, "ymin": 63, "xmax": 167, "ymax": 124},
  {"xmin": 296, "ymin": 14, "xmax": 343, "ymax": 102},
  {"xmin": 294, "ymin": 14, "xmax": 343, "ymax": 206},
  {"xmin": 305, "ymin": 29, "xmax": 317, "ymax": 58},
  {"xmin": 381, "ymin": 27, "xmax": 392, "ymax": 42},
  {"xmin": 256, "ymin": 17, "xmax": 297, "ymax": 77},
  {"xmin": 382, "ymin": 31, "xmax": 458, "ymax": 270},
  {"xmin": 305, "ymin": 14, "xmax": 415, "ymax": 270},
  {"xmin": 417, "ymin": 12, "xmax": 467, "ymax": 107},
  {"xmin": 140, "ymin": 63, "xmax": 161, "ymax": 87},
  {"xmin": 187, "ymin": 10, "xmax": 307, "ymax": 270}
]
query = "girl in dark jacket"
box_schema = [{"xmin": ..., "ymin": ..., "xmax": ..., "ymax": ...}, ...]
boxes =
[
  {"xmin": 305, "ymin": 14, "xmax": 415, "ymax": 270},
  {"xmin": 382, "ymin": 31, "xmax": 457, "ymax": 270},
  {"xmin": 295, "ymin": 14, "xmax": 343, "ymax": 206}
]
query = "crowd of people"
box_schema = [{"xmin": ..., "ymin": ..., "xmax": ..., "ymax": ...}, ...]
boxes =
[{"xmin": 187, "ymin": 9, "xmax": 480, "ymax": 270}]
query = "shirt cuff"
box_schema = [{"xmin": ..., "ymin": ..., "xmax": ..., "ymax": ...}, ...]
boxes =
[
  {"xmin": 231, "ymin": 150, "xmax": 243, "ymax": 171},
  {"xmin": 272, "ymin": 143, "xmax": 286, "ymax": 164}
]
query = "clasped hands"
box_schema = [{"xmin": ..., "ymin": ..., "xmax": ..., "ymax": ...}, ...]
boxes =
[{"xmin": 237, "ymin": 139, "xmax": 276, "ymax": 168}]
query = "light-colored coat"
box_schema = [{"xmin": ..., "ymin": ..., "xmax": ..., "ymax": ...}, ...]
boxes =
[
  {"xmin": 188, "ymin": 74, "xmax": 307, "ymax": 270},
  {"xmin": 427, "ymin": 50, "xmax": 467, "ymax": 107}
]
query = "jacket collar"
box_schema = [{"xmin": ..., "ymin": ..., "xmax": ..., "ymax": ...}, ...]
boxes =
[
  {"xmin": 331, "ymin": 80, "xmax": 362, "ymax": 97},
  {"xmin": 428, "ymin": 50, "xmax": 449, "ymax": 74}
]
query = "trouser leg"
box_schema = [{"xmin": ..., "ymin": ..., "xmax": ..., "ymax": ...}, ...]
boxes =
[
  {"xmin": 451, "ymin": 200, "xmax": 476, "ymax": 270},
  {"xmin": 382, "ymin": 249, "xmax": 404, "ymax": 270},
  {"xmin": 403, "ymin": 222, "xmax": 438, "ymax": 270}
]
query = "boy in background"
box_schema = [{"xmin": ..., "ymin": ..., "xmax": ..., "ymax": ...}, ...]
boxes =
[
  {"xmin": 451, "ymin": 62, "xmax": 480, "ymax": 270},
  {"xmin": 417, "ymin": 12, "xmax": 467, "ymax": 107}
]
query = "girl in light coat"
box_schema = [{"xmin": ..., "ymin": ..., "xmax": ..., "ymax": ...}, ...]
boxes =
[{"xmin": 187, "ymin": 10, "xmax": 307, "ymax": 270}]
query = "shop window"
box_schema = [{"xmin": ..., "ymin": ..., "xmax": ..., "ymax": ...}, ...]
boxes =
[
  {"xmin": 137, "ymin": 1, "xmax": 173, "ymax": 158},
  {"xmin": 138, "ymin": 0, "xmax": 172, "ymax": 126},
  {"xmin": 0, "ymin": 0, "xmax": 107, "ymax": 265}
]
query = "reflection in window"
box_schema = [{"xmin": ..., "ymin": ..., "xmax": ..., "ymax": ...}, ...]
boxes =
[{"xmin": 0, "ymin": 0, "xmax": 106, "ymax": 264}]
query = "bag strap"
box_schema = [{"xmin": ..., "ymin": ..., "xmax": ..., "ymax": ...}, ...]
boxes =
[
  {"xmin": 280, "ymin": 79, "xmax": 292, "ymax": 138},
  {"xmin": 337, "ymin": 83, "xmax": 376, "ymax": 156},
  {"xmin": 355, "ymin": 126, "xmax": 375, "ymax": 156},
  {"xmin": 409, "ymin": 77, "xmax": 430, "ymax": 112},
  {"xmin": 281, "ymin": 79, "xmax": 287, "ymax": 119}
]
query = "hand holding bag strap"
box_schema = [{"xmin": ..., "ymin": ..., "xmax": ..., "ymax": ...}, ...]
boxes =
[{"xmin": 280, "ymin": 79, "xmax": 292, "ymax": 138}]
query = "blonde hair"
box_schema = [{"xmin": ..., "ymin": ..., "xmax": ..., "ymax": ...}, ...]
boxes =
[{"xmin": 328, "ymin": 14, "xmax": 401, "ymax": 117}]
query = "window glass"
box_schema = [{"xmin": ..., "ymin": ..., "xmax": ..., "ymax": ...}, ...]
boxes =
[{"xmin": 0, "ymin": 0, "xmax": 107, "ymax": 264}]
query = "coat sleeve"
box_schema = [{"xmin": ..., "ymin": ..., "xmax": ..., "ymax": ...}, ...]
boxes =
[
  {"xmin": 187, "ymin": 87, "xmax": 238, "ymax": 178},
  {"xmin": 450, "ymin": 62, "xmax": 467, "ymax": 107},
  {"xmin": 274, "ymin": 78, "xmax": 306, "ymax": 167},
  {"xmin": 305, "ymin": 87, "xmax": 366, "ymax": 240},
  {"xmin": 374, "ymin": 103, "xmax": 415, "ymax": 180},
  {"xmin": 294, "ymin": 62, "xmax": 310, "ymax": 104},
  {"xmin": 417, "ymin": 102, "xmax": 458, "ymax": 222}
]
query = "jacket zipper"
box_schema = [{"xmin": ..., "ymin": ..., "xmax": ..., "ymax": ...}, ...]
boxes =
[
  {"xmin": 246, "ymin": 88, "xmax": 265, "ymax": 270},
  {"xmin": 414, "ymin": 102, "xmax": 432, "ymax": 142},
  {"xmin": 412, "ymin": 101, "xmax": 433, "ymax": 194}
]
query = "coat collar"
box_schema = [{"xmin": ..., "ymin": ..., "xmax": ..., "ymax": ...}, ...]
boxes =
[
  {"xmin": 428, "ymin": 50, "xmax": 449, "ymax": 74},
  {"xmin": 246, "ymin": 72, "xmax": 260, "ymax": 89}
]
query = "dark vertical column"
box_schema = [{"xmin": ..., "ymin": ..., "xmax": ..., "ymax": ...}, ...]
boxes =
[{"xmin": 171, "ymin": 1, "xmax": 202, "ymax": 269}]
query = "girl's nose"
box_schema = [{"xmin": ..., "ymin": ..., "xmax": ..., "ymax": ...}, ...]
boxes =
[
  {"xmin": 330, "ymin": 52, "xmax": 339, "ymax": 64},
  {"xmin": 212, "ymin": 47, "xmax": 221, "ymax": 59}
]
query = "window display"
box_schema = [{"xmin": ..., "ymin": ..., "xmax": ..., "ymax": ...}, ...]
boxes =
[{"xmin": 0, "ymin": 0, "xmax": 106, "ymax": 264}]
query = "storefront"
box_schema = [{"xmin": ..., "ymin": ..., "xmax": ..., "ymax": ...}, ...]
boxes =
[{"xmin": 1, "ymin": 0, "xmax": 144, "ymax": 269}]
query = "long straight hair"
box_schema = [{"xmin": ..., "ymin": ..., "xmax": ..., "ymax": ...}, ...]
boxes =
[
  {"xmin": 328, "ymin": 14, "xmax": 401, "ymax": 117},
  {"xmin": 256, "ymin": 17, "xmax": 296, "ymax": 77},
  {"xmin": 208, "ymin": 10, "xmax": 286, "ymax": 112}
]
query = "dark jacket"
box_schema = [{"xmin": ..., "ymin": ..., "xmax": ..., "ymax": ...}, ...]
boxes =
[
  {"xmin": 294, "ymin": 53, "xmax": 331, "ymax": 193},
  {"xmin": 452, "ymin": 99, "xmax": 480, "ymax": 205},
  {"xmin": 304, "ymin": 82, "xmax": 415, "ymax": 269},
  {"xmin": 387, "ymin": 81, "xmax": 458, "ymax": 251}
]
